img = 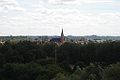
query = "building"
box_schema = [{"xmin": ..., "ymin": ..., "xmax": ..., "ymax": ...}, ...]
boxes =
[{"xmin": 50, "ymin": 29, "xmax": 64, "ymax": 44}]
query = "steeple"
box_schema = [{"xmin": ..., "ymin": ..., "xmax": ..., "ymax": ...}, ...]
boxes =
[{"xmin": 61, "ymin": 28, "xmax": 64, "ymax": 43}]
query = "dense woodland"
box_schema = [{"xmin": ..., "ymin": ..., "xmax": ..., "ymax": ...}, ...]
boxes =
[{"xmin": 0, "ymin": 41, "xmax": 120, "ymax": 80}]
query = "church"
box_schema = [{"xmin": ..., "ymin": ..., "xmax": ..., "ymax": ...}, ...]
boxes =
[{"xmin": 50, "ymin": 29, "xmax": 64, "ymax": 44}]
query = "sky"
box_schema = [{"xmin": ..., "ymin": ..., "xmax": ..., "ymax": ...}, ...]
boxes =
[{"xmin": 0, "ymin": 0, "xmax": 120, "ymax": 36}]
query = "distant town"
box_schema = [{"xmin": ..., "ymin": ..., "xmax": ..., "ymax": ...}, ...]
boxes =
[
  {"xmin": 1, "ymin": 35, "xmax": 120, "ymax": 44},
  {"xmin": 0, "ymin": 29, "xmax": 120, "ymax": 45}
]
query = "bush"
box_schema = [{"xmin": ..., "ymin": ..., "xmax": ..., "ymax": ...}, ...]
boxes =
[{"xmin": 103, "ymin": 63, "xmax": 120, "ymax": 80}]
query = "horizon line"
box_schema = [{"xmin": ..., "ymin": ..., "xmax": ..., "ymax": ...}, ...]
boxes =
[{"xmin": 0, "ymin": 35, "xmax": 120, "ymax": 37}]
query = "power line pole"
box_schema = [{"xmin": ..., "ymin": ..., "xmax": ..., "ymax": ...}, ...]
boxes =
[{"xmin": 55, "ymin": 46, "xmax": 57, "ymax": 64}]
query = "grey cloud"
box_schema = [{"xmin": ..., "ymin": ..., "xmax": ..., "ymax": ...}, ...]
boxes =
[
  {"xmin": 0, "ymin": 0, "xmax": 25, "ymax": 11},
  {"xmin": 0, "ymin": 0, "xmax": 120, "ymax": 36}
]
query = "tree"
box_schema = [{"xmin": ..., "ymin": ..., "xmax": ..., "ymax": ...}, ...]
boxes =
[{"xmin": 103, "ymin": 63, "xmax": 120, "ymax": 80}]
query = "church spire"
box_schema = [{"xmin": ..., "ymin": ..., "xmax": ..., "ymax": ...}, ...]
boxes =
[{"xmin": 61, "ymin": 28, "xmax": 64, "ymax": 43}]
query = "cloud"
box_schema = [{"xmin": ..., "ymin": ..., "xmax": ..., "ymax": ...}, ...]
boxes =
[
  {"xmin": 47, "ymin": 0, "xmax": 113, "ymax": 5},
  {"xmin": 82, "ymin": 0, "xmax": 113, "ymax": 3},
  {"xmin": 2, "ymin": 9, "xmax": 120, "ymax": 36},
  {"xmin": 0, "ymin": 0, "xmax": 120, "ymax": 36},
  {"xmin": 0, "ymin": 0, "xmax": 26, "ymax": 11}
]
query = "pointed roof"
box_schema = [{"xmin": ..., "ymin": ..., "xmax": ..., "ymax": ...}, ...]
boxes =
[
  {"xmin": 62, "ymin": 28, "xmax": 63, "ymax": 33},
  {"xmin": 61, "ymin": 28, "xmax": 64, "ymax": 36}
]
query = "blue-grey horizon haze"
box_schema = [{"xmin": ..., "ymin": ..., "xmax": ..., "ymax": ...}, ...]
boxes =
[{"xmin": 0, "ymin": 0, "xmax": 120, "ymax": 36}]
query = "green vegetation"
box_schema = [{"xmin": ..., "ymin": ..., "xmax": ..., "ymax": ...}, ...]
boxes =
[{"xmin": 0, "ymin": 41, "xmax": 120, "ymax": 80}]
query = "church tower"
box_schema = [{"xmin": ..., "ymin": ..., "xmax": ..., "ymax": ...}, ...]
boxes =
[{"xmin": 61, "ymin": 29, "xmax": 64, "ymax": 43}]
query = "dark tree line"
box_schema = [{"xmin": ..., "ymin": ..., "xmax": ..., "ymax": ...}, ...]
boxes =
[
  {"xmin": 0, "ymin": 41, "xmax": 120, "ymax": 80},
  {"xmin": 0, "ymin": 41, "xmax": 120, "ymax": 65},
  {"xmin": 57, "ymin": 41, "xmax": 120, "ymax": 66}
]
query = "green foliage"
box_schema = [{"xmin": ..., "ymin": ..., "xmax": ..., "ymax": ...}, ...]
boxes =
[
  {"xmin": 0, "ymin": 63, "xmax": 64, "ymax": 80},
  {"xmin": 43, "ymin": 43, "xmax": 57, "ymax": 57},
  {"xmin": 78, "ymin": 64, "xmax": 103, "ymax": 80},
  {"xmin": 53, "ymin": 73, "xmax": 68, "ymax": 80},
  {"xmin": 0, "ymin": 41, "xmax": 120, "ymax": 65},
  {"xmin": 0, "ymin": 41, "xmax": 120, "ymax": 80},
  {"xmin": 103, "ymin": 63, "xmax": 120, "ymax": 80},
  {"xmin": 0, "ymin": 63, "xmax": 43, "ymax": 80}
]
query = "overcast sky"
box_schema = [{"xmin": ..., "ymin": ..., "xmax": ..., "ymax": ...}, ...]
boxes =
[{"xmin": 0, "ymin": 0, "xmax": 120, "ymax": 36}]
